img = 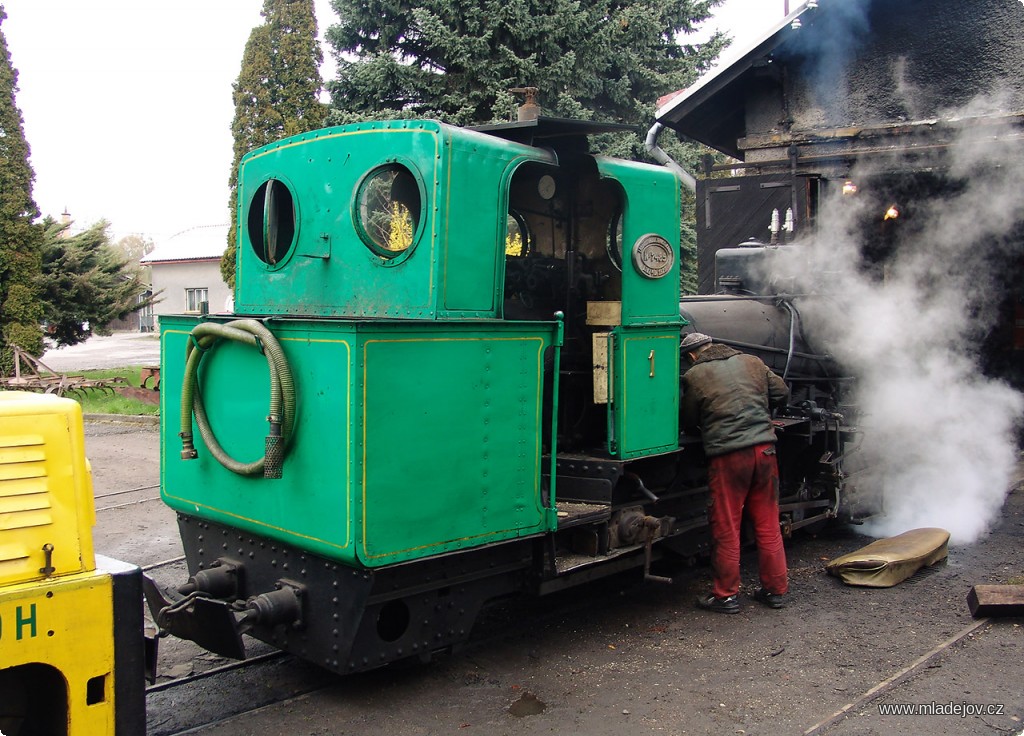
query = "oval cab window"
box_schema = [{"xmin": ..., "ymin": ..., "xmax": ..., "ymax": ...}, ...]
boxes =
[
  {"xmin": 506, "ymin": 210, "xmax": 531, "ymax": 257},
  {"xmin": 607, "ymin": 211, "xmax": 624, "ymax": 271},
  {"xmin": 356, "ymin": 165, "xmax": 422, "ymax": 258},
  {"xmin": 248, "ymin": 178, "xmax": 296, "ymax": 266}
]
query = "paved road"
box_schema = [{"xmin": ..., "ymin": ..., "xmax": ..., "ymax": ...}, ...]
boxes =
[{"xmin": 41, "ymin": 330, "xmax": 161, "ymax": 371}]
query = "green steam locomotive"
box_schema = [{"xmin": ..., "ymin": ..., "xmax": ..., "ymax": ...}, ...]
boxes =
[{"xmin": 145, "ymin": 117, "xmax": 853, "ymax": 674}]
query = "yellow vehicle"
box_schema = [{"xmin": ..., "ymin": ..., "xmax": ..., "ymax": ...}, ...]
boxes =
[{"xmin": 0, "ymin": 392, "xmax": 145, "ymax": 736}]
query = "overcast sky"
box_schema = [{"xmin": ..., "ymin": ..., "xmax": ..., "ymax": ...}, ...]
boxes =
[{"xmin": 2, "ymin": 0, "xmax": 789, "ymax": 247}]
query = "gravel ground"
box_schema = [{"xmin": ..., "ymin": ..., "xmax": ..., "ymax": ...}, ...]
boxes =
[{"xmin": 83, "ymin": 420, "xmax": 1024, "ymax": 735}]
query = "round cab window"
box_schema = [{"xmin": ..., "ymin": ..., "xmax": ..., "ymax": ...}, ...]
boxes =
[
  {"xmin": 506, "ymin": 211, "xmax": 531, "ymax": 257},
  {"xmin": 248, "ymin": 179, "xmax": 296, "ymax": 266},
  {"xmin": 357, "ymin": 165, "xmax": 421, "ymax": 257}
]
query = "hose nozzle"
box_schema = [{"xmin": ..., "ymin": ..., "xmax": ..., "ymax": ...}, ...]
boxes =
[
  {"xmin": 264, "ymin": 416, "xmax": 283, "ymax": 479},
  {"xmin": 179, "ymin": 431, "xmax": 198, "ymax": 461}
]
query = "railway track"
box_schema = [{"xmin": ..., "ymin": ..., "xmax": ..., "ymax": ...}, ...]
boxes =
[
  {"xmin": 146, "ymin": 653, "xmax": 332, "ymax": 736},
  {"xmin": 95, "ymin": 475, "xmax": 896, "ymax": 734},
  {"xmin": 138, "ymin": 554, "xmax": 314, "ymax": 735},
  {"xmin": 94, "ymin": 483, "xmax": 161, "ymax": 511},
  {"xmin": 140, "ymin": 550, "xmax": 688, "ymax": 734}
]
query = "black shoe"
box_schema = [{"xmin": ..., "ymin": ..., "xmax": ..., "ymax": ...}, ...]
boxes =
[
  {"xmin": 696, "ymin": 594, "xmax": 740, "ymax": 614},
  {"xmin": 751, "ymin": 588, "xmax": 786, "ymax": 609}
]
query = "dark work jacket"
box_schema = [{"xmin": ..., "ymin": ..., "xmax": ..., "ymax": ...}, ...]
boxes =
[{"xmin": 681, "ymin": 344, "xmax": 790, "ymax": 457}]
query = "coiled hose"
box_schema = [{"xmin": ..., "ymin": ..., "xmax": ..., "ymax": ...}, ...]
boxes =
[{"xmin": 179, "ymin": 320, "xmax": 295, "ymax": 479}]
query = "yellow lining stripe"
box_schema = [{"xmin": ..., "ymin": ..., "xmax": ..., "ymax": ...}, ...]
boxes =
[{"xmin": 161, "ymin": 492, "xmax": 350, "ymax": 551}]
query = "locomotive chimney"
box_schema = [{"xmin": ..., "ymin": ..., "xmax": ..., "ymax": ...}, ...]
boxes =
[{"xmin": 510, "ymin": 87, "xmax": 541, "ymax": 121}]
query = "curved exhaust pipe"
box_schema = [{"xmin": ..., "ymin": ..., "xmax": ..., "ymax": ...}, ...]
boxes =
[{"xmin": 645, "ymin": 122, "xmax": 697, "ymax": 191}]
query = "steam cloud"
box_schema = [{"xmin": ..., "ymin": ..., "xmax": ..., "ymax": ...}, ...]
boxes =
[
  {"xmin": 788, "ymin": 0, "xmax": 871, "ymax": 123},
  {"xmin": 789, "ymin": 95, "xmax": 1024, "ymax": 545}
]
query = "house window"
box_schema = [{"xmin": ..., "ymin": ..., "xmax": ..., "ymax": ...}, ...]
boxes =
[
  {"xmin": 185, "ymin": 287, "xmax": 209, "ymax": 313},
  {"xmin": 139, "ymin": 290, "xmax": 155, "ymax": 332}
]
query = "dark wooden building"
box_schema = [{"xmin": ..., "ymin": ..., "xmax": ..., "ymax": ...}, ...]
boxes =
[{"xmin": 656, "ymin": 0, "xmax": 1024, "ymax": 384}]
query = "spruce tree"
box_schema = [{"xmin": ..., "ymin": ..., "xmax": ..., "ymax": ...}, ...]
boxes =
[
  {"xmin": 222, "ymin": 0, "xmax": 327, "ymax": 289},
  {"xmin": 325, "ymin": 0, "xmax": 725, "ymax": 133},
  {"xmin": 0, "ymin": 5, "xmax": 43, "ymax": 372}
]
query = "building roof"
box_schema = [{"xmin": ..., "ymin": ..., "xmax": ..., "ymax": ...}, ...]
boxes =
[
  {"xmin": 141, "ymin": 224, "xmax": 229, "ymax": 264},
  {"xmin": 657, "ymin": 0, "xmax": 1024, "ymax": 163},
  {"xmin": 655, "ymin": 1, "xmax": 818, "ymax": 159}
]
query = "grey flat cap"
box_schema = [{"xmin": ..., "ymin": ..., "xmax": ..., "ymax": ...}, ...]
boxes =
[{"xmin": 680, "ymin": 332, "xmax": 712, "ymax": 351}]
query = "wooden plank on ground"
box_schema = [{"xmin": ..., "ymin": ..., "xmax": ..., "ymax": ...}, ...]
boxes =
[{"xmin": 966, "ymin": 584, "xmax": 1024, "ymax": 617}]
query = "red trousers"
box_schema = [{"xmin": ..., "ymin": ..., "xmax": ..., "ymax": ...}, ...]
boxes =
[{"xmin": 707, "ymin": 442, "xmax": 788, "ymax": 598}]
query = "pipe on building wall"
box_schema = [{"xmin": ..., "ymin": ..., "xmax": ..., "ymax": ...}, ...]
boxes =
[{"xmin": 644, "ymin": 122, "xmax": 697, "ymax": 191}]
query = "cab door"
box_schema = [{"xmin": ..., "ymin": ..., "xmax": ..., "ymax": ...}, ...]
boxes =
[
  {"xmin": 607, "ymin": 326, "xmax": 680, "ymax": 458},
  {"xmin": 596, "ymin": 158, "xmax": 682, "ymax": 459}
]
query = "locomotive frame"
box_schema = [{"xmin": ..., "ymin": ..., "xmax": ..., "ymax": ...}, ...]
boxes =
[{"xmin": 146, "ymin": 117, "xmax": 856, "ymax": 675}]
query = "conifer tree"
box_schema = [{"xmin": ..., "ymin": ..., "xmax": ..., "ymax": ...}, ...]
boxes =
[
  {"xmin": 37, "ymin": 218, "xmax": 154, "ymax": 347},
  {"xmin": 0, "ymin": 6, "xmax": 44, "ymax": 372},
  {"xmin": 325, "ymin": 0, "xmax": 725, "ymax": 132},
  {"xmin": 222, "ymin": 0, "xmax": 327, "ymax": 289}
]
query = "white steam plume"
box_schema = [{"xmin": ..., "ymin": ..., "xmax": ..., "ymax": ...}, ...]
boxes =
[{"xmin": 791, "ymin": 95, "xmax": 1024, "ymax": 545}]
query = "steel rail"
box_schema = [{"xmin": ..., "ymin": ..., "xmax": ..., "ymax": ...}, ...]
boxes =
[
  {"xmin": 96, "ymin": 496, "xmax": 162, "ymax": 512},
  {"xmin": 802, "ymin": 617, "xmax": 993, "ymax": 735},
  {"xmin": 141, "ymin": 556, "xmax": 187, "ymax": 573},
  {"xmin": 93, "ymin": 483, "xmax": 160, "ymax": 500},
  {"xmin": 145, "ymin": 651, "xmax": 288, "ymax": 695}
]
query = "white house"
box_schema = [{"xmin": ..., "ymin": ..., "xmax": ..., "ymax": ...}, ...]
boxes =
[{"xmin": 141, "ymin": 225, "xmax": 233, "ymax": 328}]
